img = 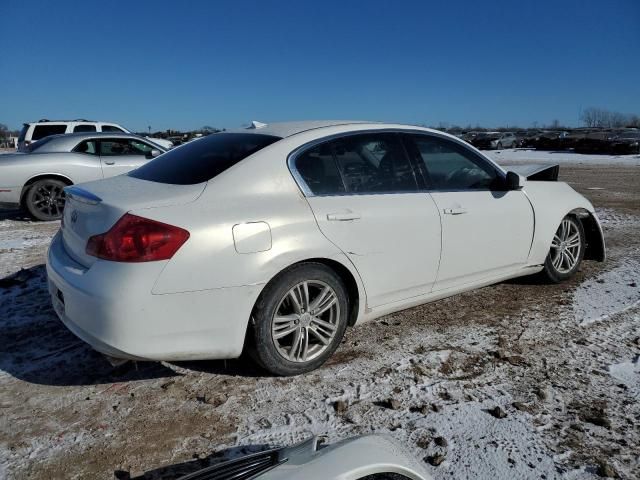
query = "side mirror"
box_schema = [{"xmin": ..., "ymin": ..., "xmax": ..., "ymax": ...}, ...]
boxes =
[
  {"xmin": 146, "ymin": 149, "xmax": 161, "ymax": 159},
  {"xmin": 505, "ymin": 171, "xmax": 525, "ymax": 190}
]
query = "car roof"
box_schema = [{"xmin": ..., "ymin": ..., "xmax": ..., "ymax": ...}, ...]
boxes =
[{"xmin": 228, "ymin": 120, "xmax": 376, "ymax": 138}]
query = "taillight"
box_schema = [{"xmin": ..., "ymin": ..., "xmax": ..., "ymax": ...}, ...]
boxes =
[{"xmin": 86, "ymin": 213, "xmax": 189, "ymax": 262}]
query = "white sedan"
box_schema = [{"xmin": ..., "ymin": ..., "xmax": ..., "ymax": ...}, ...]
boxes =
[{"xmin": 46, "ymin": 121, "xmax": 605, "ymax": 375}]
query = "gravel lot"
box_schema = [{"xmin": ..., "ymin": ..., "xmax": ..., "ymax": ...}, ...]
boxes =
[{"xmin": 1, "ymin": 157, "xmax": 639, "ymax": 479}]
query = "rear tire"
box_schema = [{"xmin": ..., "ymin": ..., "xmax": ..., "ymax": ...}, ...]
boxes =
[
  {"xmin": 24, "ymin": 178, "xmax": 67, "ymax": 221},
  {"xmin": 249, "ymin": 263, "xmax": 349, "ymax": 376},
  {"xmin": 541, "ymin": 215, "xmax": 585, "ymax": 283}
]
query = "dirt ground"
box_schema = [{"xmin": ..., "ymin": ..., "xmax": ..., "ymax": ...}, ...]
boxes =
[{"xmin": 0, "ymin": 164, "xmax": 639, "ymax": 479}]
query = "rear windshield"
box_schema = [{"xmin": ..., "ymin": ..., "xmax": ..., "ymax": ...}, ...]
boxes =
[
  {"xmin": 27, "ymin": 137, "xmax": 54, "ymax": 152},
  {"xmin": 129, "ymin": 133, "xmax": 281, "ymax": 185},
  {"xmin": 18, "ymin": 125, "xmax": 29, "ymax": 142}
]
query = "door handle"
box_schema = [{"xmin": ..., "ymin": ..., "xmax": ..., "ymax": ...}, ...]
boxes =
[
  {"xmin": 327, "ymin": 212, "xmax": 361, "ymax": 221},
  {"xmin": 443, "ymin": 207, "xmax": 467, "ymax": 215},
  {"xmin": 104, "ymin": 159, "xmax": 115, "ymax": 165}
]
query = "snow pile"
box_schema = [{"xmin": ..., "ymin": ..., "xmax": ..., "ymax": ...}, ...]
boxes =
[
  {"xmin": 573, "ymin": 260, "xmax": 640, "ymax": 325},
  {"xmin": 609, "ymin": 350, "xmax": 640, "ymax": 399},
  {"xmin": 488, "ymin": 149, "xmax": 640, "ymax": 166}
]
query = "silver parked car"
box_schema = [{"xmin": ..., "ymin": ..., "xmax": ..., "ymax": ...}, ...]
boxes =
[{"xmin": 0, "ymin": 132, "xmax": 165, "ymax": 220}]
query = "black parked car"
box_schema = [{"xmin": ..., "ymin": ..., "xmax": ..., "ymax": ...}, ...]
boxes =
[
  {"xmin": 574, "ymin": 130, "xmax": 620, "ymax": 154},
  {"xmin": 610, "ymin": 130, "xmax": 640, "ymax": 154},
  {"xmin": 534, "ymin": 131, "xmax": 569, "ymax": 150}
]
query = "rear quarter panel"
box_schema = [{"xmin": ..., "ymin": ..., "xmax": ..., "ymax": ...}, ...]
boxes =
[
  {"xmin": 524, "ymin": 181, "xmax": 597, "ymax": 265},
  {"xmin": 140, "ymin": 139, "xmax": 366, "ymax": 304}
]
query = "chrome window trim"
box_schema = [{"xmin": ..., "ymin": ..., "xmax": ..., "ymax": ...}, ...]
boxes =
[{"xmin": 287, "ymin": 128, "xmax": 507, "ymax": 198}]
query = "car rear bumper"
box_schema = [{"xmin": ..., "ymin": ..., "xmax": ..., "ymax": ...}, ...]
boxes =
[{"xmin": 46, "ymin": 232, "xmax": 262, "ymax": 361}]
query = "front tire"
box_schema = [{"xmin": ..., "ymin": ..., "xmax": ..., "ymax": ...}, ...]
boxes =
[
  {"xmin": 541, "ymin": 215, "xmax": 585, "ymax": 283},
  {"xmin": 249, "ymin": 263, "xmax": 349, "ymax": 376},
  {"xmin": 24, "ymin": 179, "xmax": 67, "ymax": 221}
]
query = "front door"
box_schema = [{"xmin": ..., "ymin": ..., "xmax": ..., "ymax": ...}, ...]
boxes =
[
  {"xmin": 98, "ymin": 138, "xmax": 155, "ymax": 177},
  {"xmin": 403, "ymin": 133, "xmax": 534, "ymax": 291}
]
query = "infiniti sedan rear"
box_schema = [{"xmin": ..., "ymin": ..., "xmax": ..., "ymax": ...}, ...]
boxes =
[{"xmin": 47, "ymin": 121, "xmax": 604, "ymax": 375}]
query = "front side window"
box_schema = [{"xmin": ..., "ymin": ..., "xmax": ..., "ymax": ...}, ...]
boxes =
[
  {"xmin": 130, "ymin": 140, "xmax": 154, "ymax": 154},
  {"xmin": 99, "ymin": 139, "xmax": 149, "ymax": 156},
  {"xmin": 129, "ymin": 133, "xmax": 281, "ymax": 185},
  {"xmin": 72, "ymin": 140, "xmax": 97, "ymax": 155},
  {"xmin": 73, "ymin": 124, "xmax": 97, "ymax": 133},
  {"xmin": 406, "ymin": 134, "xmax": 500, "ymax": 190},
  {"xmin": 32, "ymin": 124, "xmax": 67, "ymax": 140}
]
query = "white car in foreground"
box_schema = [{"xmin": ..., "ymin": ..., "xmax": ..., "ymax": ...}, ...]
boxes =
[
  {"xmin": 46, "ymin": 121, "xmax": 605, "ymax": 375},
  {"xmin": 176, "ymin": 435, "xmax": 431, "ymax": 480}
]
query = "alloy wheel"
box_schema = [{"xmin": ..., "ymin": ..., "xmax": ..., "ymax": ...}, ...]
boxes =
[
  {"xmin": 550, "ymin": 218, "xmax": 582, "ymax": 273},
  {"xmin": 271, "ymin": 280, "xmax": 340, "ymax": 363},
  {"xmin": 32, "ymin": 182, "xmax": 66, "ymax": 219}
]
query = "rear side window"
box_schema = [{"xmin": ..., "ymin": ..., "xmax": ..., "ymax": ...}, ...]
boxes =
[
  {"xmin": 332, "ymin": 134, "xmax": 418, "ymax": 193},
  {"xmin": 295, "ymin": 143, "xmax": 345, "ymax": 195},
  {"xmin": 32, "ymin": 124, "xmax": 67, "ymax": 140},
  {"xmin": 129, "ymin": 133, "xmax": 281, "ymax": 185},
  {"xmin": 72, "ymin": 140, "xmax": 97, "ymax": 155},
  {"xmin": 73, "ymin": 124, "xmax": 97, "ymax": 133},
  {"xmin": 102, "ymin": 125, "xmax": 125, "ymax": 132},
  {"xmin": 294, "ymin": 133, "xmax": 419, "ymax": 195}
]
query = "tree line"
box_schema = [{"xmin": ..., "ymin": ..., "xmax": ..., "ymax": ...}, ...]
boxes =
[{"xmin": 580, "ymin": 107, "xmax": 640, "ymax": 128}]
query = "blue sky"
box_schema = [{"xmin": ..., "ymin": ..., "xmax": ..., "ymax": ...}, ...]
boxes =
[{"xmin": 1, "ymin": 0, "xmax": 639, "ymax": 131}]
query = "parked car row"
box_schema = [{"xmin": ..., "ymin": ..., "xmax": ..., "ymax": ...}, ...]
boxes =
[
  {"xmin": 463, "ymin": 131, "xmax": 519, "ymax": 149},
  {"xmin": 17, "ymin": 119, "xmax": 174, "ymax": 151},
  {"xmin": 451, "ymin": 128, "xmax": 640, "ymax": 154},
  {"xmin": 467, "ymin": 128, "xmax": 640, "ymax": 154}
]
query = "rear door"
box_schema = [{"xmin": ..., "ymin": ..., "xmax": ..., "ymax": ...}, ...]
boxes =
[
  {"xmin": 403, "ymin": 133, "xmax": 534, "ymax": 291},
  {"xmin": 98, "ymin": 138, "xmax": 156, "ymax": 176},
  {"xmin": 294, "ymin": 132, "xmax": 442, "ymax": 308}
]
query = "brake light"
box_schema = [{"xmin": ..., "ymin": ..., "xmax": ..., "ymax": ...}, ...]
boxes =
[{"xmin": 86, "ymin": 213, "xmax": 189, "ymax": 262}]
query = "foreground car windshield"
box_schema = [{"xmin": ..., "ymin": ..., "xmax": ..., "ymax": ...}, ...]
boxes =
[{"xmin": 129, "ymin": 132, "xmax": 281, "ymax": 185}]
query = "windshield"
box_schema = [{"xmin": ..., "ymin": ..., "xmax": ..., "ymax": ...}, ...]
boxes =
[
  {"xmin": 129, "ymin": 132, "xmax": 282, "ymax": 185},
  {"xmin": 616, "ymin": 131, "xmax": 640, "ymax": 139}
]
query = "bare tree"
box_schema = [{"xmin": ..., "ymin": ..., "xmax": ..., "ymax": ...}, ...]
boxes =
[
  {"xmin": 609, "ymin": 112, "xmax": 627, "ymax": 128},
  {"xmin": 581, "ymin": 108, "xmax": 598, "ymax": 127}
]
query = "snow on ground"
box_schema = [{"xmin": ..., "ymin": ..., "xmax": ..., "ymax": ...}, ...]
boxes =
[
  {"xmin": 487, "ymin": 148, "xmax": 640, "ymax": 166},
  {"xmin": 0, "ymin": 212, "xmax": 59, "ymax": 277}
]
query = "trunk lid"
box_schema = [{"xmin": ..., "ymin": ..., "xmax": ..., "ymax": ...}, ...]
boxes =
[{"xmin": 61, "ymin": 175, "xmax": 205, "ymax": 267}]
